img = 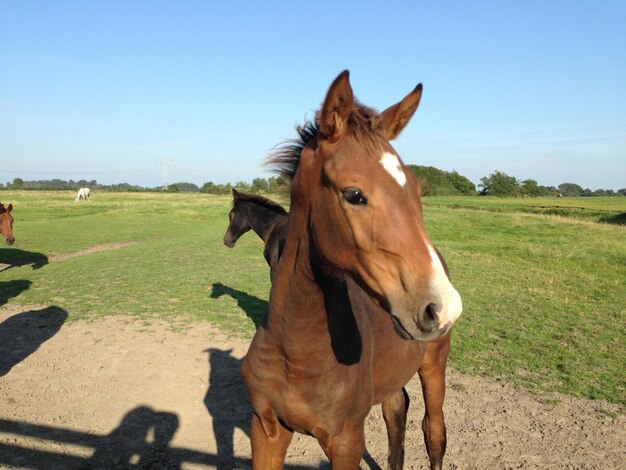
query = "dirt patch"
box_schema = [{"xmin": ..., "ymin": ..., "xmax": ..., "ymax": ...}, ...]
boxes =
[
  {"xmin": 0, "ymin": 305, "xmax": 623, "ymax": 469},
  {"xmin": 49, "ymin": 242, "xmax": 139, "ymax": 261},
  {"xmin": 0, "ymin": 242, "xmax": 137, "ymax": 272}
]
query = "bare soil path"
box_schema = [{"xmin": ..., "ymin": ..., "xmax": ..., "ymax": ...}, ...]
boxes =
[{"xmin": 0, "ymin": 305, "xmax": 623, "ymax": 469}]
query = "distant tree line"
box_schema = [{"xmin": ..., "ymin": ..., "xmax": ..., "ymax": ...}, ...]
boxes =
[
  {"xmin": 2, "ymin": 171, "xmax": 623, "ymax": 198},
  {"xmin": 478, "ymin": 171, "xmax": 626, "ymax": 197},
  {"xmin": 3, "ymin": 178, "xmax": 150, "ymax": 192},
  {"xmin": 198, "ymin": 176, "xmax": 290, "ymax": 195}
]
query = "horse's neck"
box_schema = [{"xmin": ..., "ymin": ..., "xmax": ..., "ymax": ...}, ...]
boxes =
[
  {"xmin": 244, "ymin": 204, "xmax": 280, "ymax": 242},
  {"xmin": 266, "ymin": 225, "xmax": 363, "ymax": 364}
]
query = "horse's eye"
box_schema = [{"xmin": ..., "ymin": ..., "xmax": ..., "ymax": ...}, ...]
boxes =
[{"xmin": 343, "ymin": 189, "xmax": 367, "ymax": 205}]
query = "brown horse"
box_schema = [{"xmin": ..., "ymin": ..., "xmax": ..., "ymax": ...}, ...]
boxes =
[
  {"xmin": 223, "ymin": 189, "xmax": 288, "ymax": 282},
  {"xmin": 241, "ymin": 71, "xmax": 462, "ymax": 469},
  {"xmin": 0, "ymin": 203, "xmax": 15, "ymax": 246},
  {"xmin": 226, "ymin": 190, "xmax": 456, "ymax": 466}
]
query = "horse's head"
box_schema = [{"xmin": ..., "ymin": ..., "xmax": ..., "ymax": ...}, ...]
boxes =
[
  {"xmin": 0, "ymin": 203, "xmax": 15, "ymax": 246},
  {"xmin": 223, "ymin": 188, "xmax": 251, "ymax": 247},
  {"xmin": 291, "ymin": 71, "xmax": 462, "ymax": 341}
]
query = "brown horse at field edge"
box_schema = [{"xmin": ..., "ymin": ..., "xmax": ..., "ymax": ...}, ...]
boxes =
[{"xmin": 0, "ymin": 203, "xmax": 15, "ymax": 246}]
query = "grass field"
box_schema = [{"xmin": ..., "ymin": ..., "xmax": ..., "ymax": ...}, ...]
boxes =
[
  {"xmin": 1, "ymin": 191, "xmax": 624, "ymax": 407},
  {"xmin": 423, "ymin": 195, "xmax": 626, "ymax": 224}
]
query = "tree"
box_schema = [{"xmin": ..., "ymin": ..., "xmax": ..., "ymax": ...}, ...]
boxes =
[
  {"xmin": 267, "ymin": 176, "xmax": 290, "ymax": 194},
  {"xmin": 12, "ymin": 178, "xmax": 24, "ymax": 189},
  {"xmin": 405, "ymin": 165, "xmax": 476, "ymax": 196},
  {"xmin": 167, "ymin": 184, "xmax": 180, "ymax": 193},
  {"xmin": 479, "ymin": 171, "xmax": 519, "ymax": 196},
  {"xmin": 200, "ymin": 181, "xmax": 217, "ymax": 193},
  {"xmin": 234, "ymin": 181, "xmax": 251, "ymax": 191},
  {"xmin": 251, "ymin": 177, "xmax": 269, "ymax": 193},
  {"xmin": 520, "ymin": 179, "xmax": 541, "ymax": 197},
  {"xmin": 172, "ymin": 182, "xmax": 199, "ymax": 192},
  {"xmin": 200, "ymin": 181, "xmax": 232, "ymax": 195},
  {"xmin": 558, "ymin": 183, "xmax": 583, "ymax": 197},
  {"xmin": 538, "ymin": 185, "xmax": 558, "ymax": 196},
  {"xmin": 447, "ymin": 171, "xmax": 476, "ymax": 195}
]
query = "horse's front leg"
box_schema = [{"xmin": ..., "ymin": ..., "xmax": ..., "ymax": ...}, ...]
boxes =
[
  {"xmin": 249, "ymin": 412, "xmax": 293, "ymax": 470},
  {"xmin": 319, "ymin": 424, "xmax": 366, "ymax": 469},
  {"xmin": 381, "ymin": 387, "xmax": 410, "ymax": 470},
  {"xmin": 418, "ymin": 333, "xmax": 451, "ymax": 470}
]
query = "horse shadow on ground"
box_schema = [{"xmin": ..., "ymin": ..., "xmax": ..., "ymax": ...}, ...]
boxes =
[
  {"xmin": 204, "ymin": 347, "xmax": 253, "ymax": 470},
  {"xmin": 0, "ymin": 305, "xmax": 67, "ymax": 377},
  {"xmin": 0, "ymin": 279, "xmax": 32, "ymax": 307},
  {"xmin": 210, "ymin": 282, "xmax": 267, "ymax": 328},
  {"xmin": 0, "ymin": 248, "xmax": 48, "ymax": 272}
]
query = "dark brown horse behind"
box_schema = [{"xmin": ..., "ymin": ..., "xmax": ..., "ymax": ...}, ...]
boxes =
[
  {"xmin": 241, "ymin": 71, "xmax": 462, "ymax": 469},
  {"xmin": 223, "ymin": 189, "xmax": 288, "ymax": 282},
  {"xmin": 0, "ymin": 203, "xmax": 15, "ymax": 246}
]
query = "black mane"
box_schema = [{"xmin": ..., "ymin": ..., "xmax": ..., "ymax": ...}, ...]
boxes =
[
  {"xmin": 234, "ymin": 192, "xmax": 287, "ymax": 215},
  {"xmin": 266, "ymin": 102, "xmax": 383, "ymax": 181},
  {"xmin": 265, "ymin": 121, "xmax": 318, "ymax": 180}
]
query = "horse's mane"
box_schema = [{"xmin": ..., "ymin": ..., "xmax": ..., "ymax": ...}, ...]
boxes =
[
  {"xmin": 265, "ymin": 121, "xmax": 318, "ymax": 180},
  {"xmin": 235, "ymin": 192, "xmax": 287, "ymax": 215},
  {"xmin": 266, "ymin": 102, "xmax": 384, "ymax": 180}
]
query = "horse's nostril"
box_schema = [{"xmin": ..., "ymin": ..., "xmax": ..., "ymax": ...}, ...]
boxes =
[
  {"xmin": 421, "ymin": 303, "xmax": 439, "ymax": 332},
  {"xmin": 425, "ymin": 304, "xmax": 437, "ymax": 322}
]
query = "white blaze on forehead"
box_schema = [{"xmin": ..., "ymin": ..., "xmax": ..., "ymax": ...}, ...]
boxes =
[{"xmin": 380, "ymin": 152, "xmax": 406, "ymax": 187}]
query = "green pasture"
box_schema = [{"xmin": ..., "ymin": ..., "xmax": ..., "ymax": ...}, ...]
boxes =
[
  {"xmin": 423, "ymin": 195, "xmax": 626, "ymax": 224},
  {"xmin": 1, "ymin": 191, "xmax": 624, "ymax": 408}
]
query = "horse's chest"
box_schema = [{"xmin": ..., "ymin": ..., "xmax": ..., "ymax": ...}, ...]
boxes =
[
  {"xmin": 243, "ymin": 336, "xmax": 373, "ymax": 434},
  {"xmin": 278, "ymin": 365, "xmax": 373, "ymax": 435}
]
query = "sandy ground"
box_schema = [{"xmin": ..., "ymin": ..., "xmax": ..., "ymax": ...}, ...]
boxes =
[{"xmin": 0, "ymin": 304, "xmax": 624, "ymax": 469}]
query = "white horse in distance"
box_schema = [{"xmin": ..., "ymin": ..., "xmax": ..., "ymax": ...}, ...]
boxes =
[{"xmin": 75, "ymin": 188, "xmax": 90, "ymax": 202}]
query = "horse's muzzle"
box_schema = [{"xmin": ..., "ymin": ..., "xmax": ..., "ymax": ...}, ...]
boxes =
[
  {"xmin": 391, "ymin": 306, "xmax": 453, "ymax": 342},
  {"xmin": 6, "ymin": 238, "xmax": 14, "ymax": 246}
]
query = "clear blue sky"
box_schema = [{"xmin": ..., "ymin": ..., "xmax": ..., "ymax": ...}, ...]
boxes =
[{"xmin": 2, "ymin": 1, "xmax": 625, "ymax": 190}]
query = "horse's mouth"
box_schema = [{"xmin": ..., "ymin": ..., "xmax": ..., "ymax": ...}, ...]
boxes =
[
  {"xmin": 391, "ymin": 314, "xmax": 452, "ymax": 342},
  {"xmin": 5, "ymin": 239, "xmax": 14, "ymax": 246},
  {"xmin": 390, "ymin": 315, "xmax": 414, "ymax": 340}
]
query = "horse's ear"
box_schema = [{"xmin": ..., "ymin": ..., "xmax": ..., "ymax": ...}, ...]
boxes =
[
  {"xmin": 232, "ymin": 188, "xmax": 240, "ymax": 199},
  {"xmin": 380, "ymin": 83, "xmax": 423, "ymax": 140},
  {"xmin": 318, "ymin": 70, "xmax": 353, "ymax": 143},
  {"xmin": 7, "ymin": 204, "xmax": 12, "ymax": 212}
]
